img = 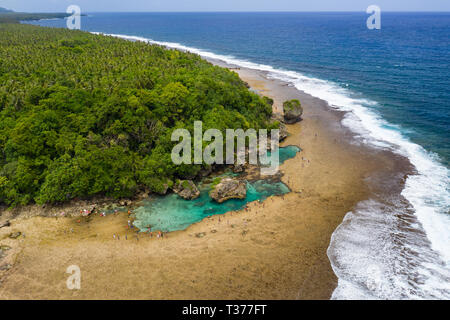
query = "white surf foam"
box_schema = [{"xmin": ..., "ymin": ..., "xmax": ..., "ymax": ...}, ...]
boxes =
[{"xmin": 94, "ymin": 32, "xmax": 450, "ymax": 299}]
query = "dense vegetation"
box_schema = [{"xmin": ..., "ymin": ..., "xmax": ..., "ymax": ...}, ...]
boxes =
[{"xmin": 0, "ymin": 24, "xmax": 274, "ymax": 206}]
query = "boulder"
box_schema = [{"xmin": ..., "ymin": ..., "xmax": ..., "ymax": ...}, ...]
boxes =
[
  {"xmin": 283, "ymin": 99, "xmax": 303, "ymax": 124},
  {"xmin": 156, "ymin": 182, "xmax": 171, "ymax": 195},
  {"xmin": 173, "ymin": 180, "xmax": 200, "ymax": 200},
  {"xmin": 269, "ymin": 115, "xmax": 289, "ymax": 141},
  {"xmin": 119, "ymin": 199, "xmax": 131, "ymax": 207},
  {"xmin": 199, "ymin": 165, "xmax": 213, "ymax": 178},
  {"xmin": 271, "ymin": 113, "xmax": 284, "ymax": 122},
  {"xmin": 210, "ymin": 178, "xmax": 247, "ymax": 203},
  {"xmin": 233, "ymin": 163, "xmax": 245, "ymax": 173}
]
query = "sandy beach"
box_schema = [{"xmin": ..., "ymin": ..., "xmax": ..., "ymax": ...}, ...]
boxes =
[{"xmin": 0, "ymin": 64, "xmax": 412, "ymax": 300}]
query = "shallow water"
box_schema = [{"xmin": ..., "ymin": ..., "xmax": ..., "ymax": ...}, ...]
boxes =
[
  {"xmin": 133, "ymin": 180, "xmax": 290, "ymax": 232},
  {"xmin": 133, "ymin": 146, "xmax": 299, "ymax": 232}
]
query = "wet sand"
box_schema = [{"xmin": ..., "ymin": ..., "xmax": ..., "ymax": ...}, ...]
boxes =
[{"xmin": 0, "ymin": 65, "xmax": 410, "ymax": 299}]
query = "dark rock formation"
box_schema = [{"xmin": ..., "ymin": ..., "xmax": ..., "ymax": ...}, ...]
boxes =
[
  {"xmin": 283, "ymin": 99, "xmax": 303, "ymax": 124},
  {"xmin": 270, "ymin": 114, "xmax": 289, "ymax": 141},
  {"xmin": 173, "ymin": 180, "xmax": 200, "ymax": 200},
  {"xmin": 199, "ymin": 165, "xmax": 213, "ymax": 178},
  {"xmin": 156, "ymin": 181, "xmax": 172, "ymax": 195},
  {"xmin": 279, "ymin": 122, "xmax": 289, "ymax": 141}
]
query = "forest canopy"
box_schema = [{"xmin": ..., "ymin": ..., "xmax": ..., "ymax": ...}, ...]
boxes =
[{"xmin": 0, "ymin": 23, "xmax": 274, "ymax": 206}]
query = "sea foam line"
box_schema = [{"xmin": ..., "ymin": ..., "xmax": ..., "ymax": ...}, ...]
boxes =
[{"xmin": 94, "ymin": 32, "xmax": 450, "ymax": 298}]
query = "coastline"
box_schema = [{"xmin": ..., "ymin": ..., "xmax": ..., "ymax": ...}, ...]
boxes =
[
  {"xmin": 0, "ymin": 60, "xmax": 412, "ymax": 299},
  {"xmin": 227, "ymin": 65, "xmax": 414, "ymax": 298},
  {"xmin": 0, "ymin": 11, "xmax": 448, "ymax": 301}
]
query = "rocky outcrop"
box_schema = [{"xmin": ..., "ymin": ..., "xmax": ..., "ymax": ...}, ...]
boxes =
[
  {"xmin": 195, "ymin": 232, "xmax": 206, "ymax": 238},
  {"xmin": 199, "ymin": 165, "xmax": 213, "ymax": 178},
  {"xmin": 0, "ymin": 221, "xmax": 10, "ymax": 229},
  {"xmin": 173, "ymin": 180, "xmax": 200, "ymax": 200},
  {"xmin": 210, "ymin": 178, "xmax": 247, "ymax": 203},
  {"xmin": 270, "ymin": 114, "xmax": 289, "ymax": 141},
  {"xmin": 136, "ymin": 189, "xmax": 150, "ymax": 200},
  {"xmin": 156, "ymin": 180, "xmax": 172, "ymax": 195},
  {"xmin": 279, "ymin": 122, "xmax": 289, "ymax": 141},
  {"xmin": 283, "ymin": 99, "xmax": 303, "ymax": 124}
]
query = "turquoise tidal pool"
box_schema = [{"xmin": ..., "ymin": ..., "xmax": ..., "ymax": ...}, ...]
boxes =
[{"xmin": 133, "ymin": 146, "xmax": 300, "ymax": 232}]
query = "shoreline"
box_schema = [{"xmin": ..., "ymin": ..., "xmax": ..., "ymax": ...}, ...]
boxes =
[
  {"xmin": 227, "ymin": 65, "xmax": 414, "ymax": 298},
  {"xmin": 0, "ymin": 48, "xmax": 413, "ymax": 300}
]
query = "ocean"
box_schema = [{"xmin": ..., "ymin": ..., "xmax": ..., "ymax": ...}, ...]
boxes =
[{"xmin": 27, "ymin": 12, "xmax": 450, "ymax": 299}]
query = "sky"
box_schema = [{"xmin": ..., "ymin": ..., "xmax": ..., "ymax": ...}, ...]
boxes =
[{"xmin": 1, "ymin": 0, "xmax": 449, "ymax": 12}]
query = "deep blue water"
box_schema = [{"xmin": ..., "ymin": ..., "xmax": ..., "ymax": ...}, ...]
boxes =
[{"xmin": 29, "ymin": 12, "xmax": 450, "ymax": 166}]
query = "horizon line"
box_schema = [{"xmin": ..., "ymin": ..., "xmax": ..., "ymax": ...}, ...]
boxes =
[{"xmin": 9, "ymin": 10, "xmax": 450, "ymax": 14}]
